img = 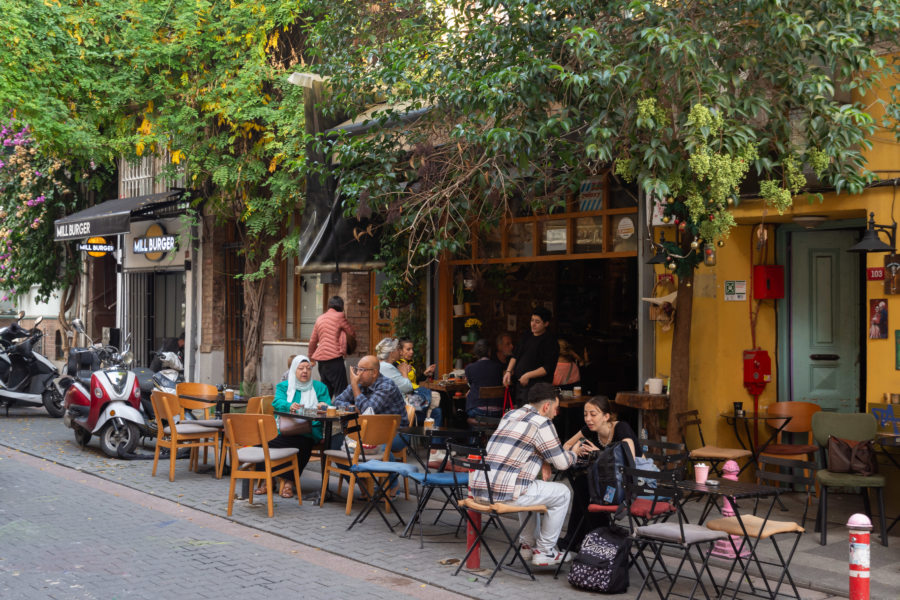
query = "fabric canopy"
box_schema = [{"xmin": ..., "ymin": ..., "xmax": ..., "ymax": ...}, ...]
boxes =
[{"xmin": 54, "ymin": 190, "xmax": 186, "ymax": 241}]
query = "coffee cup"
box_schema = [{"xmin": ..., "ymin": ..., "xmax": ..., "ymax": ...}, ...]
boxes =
[
  {"xmin": 648, "ymin": 378, "xmax": 663, "ymax": 395},
  {"xmin": 573, "ymin": 386, "xmax": 582, "ymax": 398},
  {"xmin": 733, "ymin": 401, "xmax": 743, "ymax": 415},
  {"xmin": 694, "ymin": 463, "xmax": 710, "ymax": 485},
  {"xmin": 224, "ymin": 389, "xmax": 234, "ymax": 402},
  {"xmin": 423, "ymin": 417, "xmax": 435, "ymax": 428},
  {"xmin": 326, "ymin": 406, "xmax": 337, "ymax": 417}
]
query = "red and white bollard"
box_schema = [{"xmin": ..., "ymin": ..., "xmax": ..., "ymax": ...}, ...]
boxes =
[{"xmin": 847, "ymin": 513, "xmax": 872, "ymax": 600}]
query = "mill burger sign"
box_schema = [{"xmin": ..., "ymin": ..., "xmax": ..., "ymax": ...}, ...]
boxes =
[
  {"xmin": 56, "ymin": 221, "xmax": 92, "ymax": 239},
  {"xmin": 132, "ymin": 223, "xmax": 176, "ymax": 261}
]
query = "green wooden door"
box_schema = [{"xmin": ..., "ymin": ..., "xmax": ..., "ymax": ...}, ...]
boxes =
[{"xmin": 789, "ymin": 230, "xmax": 860, "ymax": 412}]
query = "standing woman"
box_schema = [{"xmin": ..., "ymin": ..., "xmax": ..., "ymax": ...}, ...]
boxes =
[
  {"xmin": 308, "ymin": 296, "xmax": 356, "ymax": 397},
  {"xmin": 559, "ymin": 395, "xmax": 640, "ymax": 549},
  {"xmin": 257, "ymin": 355, "xmax": 331, "ymax": 498}
]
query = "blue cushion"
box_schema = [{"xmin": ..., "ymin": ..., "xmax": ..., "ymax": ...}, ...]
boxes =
[
  {"xmin": 349, "ymin": 460, "xmax": 421, "ymax": 476},
  {"xmin": 407, "ymin": 472, "xmax": 468, "ymax": 486}
]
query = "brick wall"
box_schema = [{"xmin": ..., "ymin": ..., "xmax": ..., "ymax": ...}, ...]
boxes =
[{"xmin": 200, "ymin": 212, "xmax": 225, "ymax": 353}]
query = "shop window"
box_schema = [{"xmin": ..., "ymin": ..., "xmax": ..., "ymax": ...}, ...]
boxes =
[
  {"xmin": 281, "ymin": 259, "xmax": 324, "ymax": 340},
  {"xmin": 119, "ymin": 152, "xmax": 185, "ymax": 198},
  {"xmin": 460, "ymin": 173, "xmax": 638, "ymax": 265}
]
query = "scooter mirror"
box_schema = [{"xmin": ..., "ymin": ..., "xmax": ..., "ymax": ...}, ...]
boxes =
[
  {"xmin": 33, "ymin": 315, "xmax": 43, "ymax": 327},
  {"xmin": 16, "ymin": 310, "xmax": 24, "ymax": 320},
  {"xmin": 71, "ymin": 318, "xmax": 85, "ymax": 334}
]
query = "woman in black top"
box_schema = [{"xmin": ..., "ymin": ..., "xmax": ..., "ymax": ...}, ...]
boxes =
[{"xmin": 559, "ymin": 395, "xmax": 641, "ymax": 550}]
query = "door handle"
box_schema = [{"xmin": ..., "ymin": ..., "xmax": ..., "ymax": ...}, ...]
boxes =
[{"xmin": 810, "ymin": 354, "xmax": 839, "ymax": 361}]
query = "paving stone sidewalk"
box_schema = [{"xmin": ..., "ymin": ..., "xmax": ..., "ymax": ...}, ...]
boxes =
[{"xmin": 1, "ymin": 407, "xmax": 885, "ymax": 599}]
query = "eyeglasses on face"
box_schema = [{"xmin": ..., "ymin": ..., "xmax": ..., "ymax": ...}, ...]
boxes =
[{"xmin": 352, "ymin": 366, "xmax": 375, "ymax": 374}]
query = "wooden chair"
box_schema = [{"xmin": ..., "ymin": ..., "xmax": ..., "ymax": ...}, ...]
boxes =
[
  {"xmin": 677, "ymin": 410, "xmax": 751, "ymax": 475},
  {"xmin": 218, "ymin": 395, "xmax": 273, "ymax": 478},
  {"xmin": 760, "ymin": 401, "xmax": 821, "ymax": 461},
  {"xmin": 179, "ymin": 397, "xmax": 220, "ymax": 473},
  {"xmin": 223, "ymin": 413, "xmax": 302, "ymax": 518},
  {"xmin": 175, "ymin": 381, "xmax": 218, "ymax": 400},
  {"xmin": 319, "ymin": 414, "xmax": 401, "ymax": 515},
  {"xmin": 149, "ymin": 391, "xmax": 221, "ymax": 482},
  {"xmin": 466, "ymin": 385, "xmax": 505, "ymax": 428}
]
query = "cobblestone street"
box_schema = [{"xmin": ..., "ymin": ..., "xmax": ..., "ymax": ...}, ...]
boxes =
[{"xmin": 1, "ymin": 407, "xmax": 891, "ymax": 599}]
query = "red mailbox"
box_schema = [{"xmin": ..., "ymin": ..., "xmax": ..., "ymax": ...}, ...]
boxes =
[
  {"xmin": 753, "ymin": 265, "xmax": 784, "ymax": 299},
  {"xmin": 743, "ymin": 349, "xmax": 771, "ymax": 396}
]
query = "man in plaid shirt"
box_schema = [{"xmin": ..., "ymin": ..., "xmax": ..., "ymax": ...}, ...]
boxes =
[{"xmin": 469, "ymin": 382, "xmax": 585, "ymax": 567}]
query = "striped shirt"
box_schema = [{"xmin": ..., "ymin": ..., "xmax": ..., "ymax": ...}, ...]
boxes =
[
  {"xmin": 469, "ymin": 405, "xmax": 576, "ymax": 503},
  {"xmin": 308, "ymin": 309, "xmax": 355, "ymax": 361}
]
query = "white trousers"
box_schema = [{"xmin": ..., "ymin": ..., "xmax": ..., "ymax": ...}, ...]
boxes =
[{"xmin": 509, "ymin": 480, "xmax": 571, "ymax": 554}]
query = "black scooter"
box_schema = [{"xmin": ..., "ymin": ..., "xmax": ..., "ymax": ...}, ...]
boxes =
[{"xmin": 0, "ymin": 315, "xmax": 64, "ymax": 417}]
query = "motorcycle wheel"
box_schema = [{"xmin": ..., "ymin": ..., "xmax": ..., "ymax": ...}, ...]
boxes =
[
  {"xmin": 98, "ymin": 421, "xmax": 139, "ymax": 458},
  {"xmin": 74, "ymin": 428, "xmax": 91, "ymax": 447},
  {"xmin": 42, "ymin": 388, "xmax": 65, "ymax": 418}
]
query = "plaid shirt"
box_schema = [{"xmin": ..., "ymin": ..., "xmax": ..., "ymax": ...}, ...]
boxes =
[
  {"xmin": 469, "ymin": 405, "xmax": 576, "ymax": 502},
  {"xmin": 333, "ymin": 373, "xmax": 408, "ymax": 426}
]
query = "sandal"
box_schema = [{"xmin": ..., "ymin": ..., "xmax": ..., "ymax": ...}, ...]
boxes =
[
  {"xmin": 253, "ymin": 481, "xmax": 268, "ymax": 496},
  {"xmin": 280, "ymin": 481, "xmax": 295, "ymax": 498}
]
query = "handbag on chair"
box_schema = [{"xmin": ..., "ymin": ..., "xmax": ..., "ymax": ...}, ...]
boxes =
[{"xmin": 826, "ymin": 436, "xmax": 877, "ymax": 476}]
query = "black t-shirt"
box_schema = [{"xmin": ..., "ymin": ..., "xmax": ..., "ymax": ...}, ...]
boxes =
[
  {"xmin": 580, "ymin": 420, "xmax": 642, "ymax": 458},
  {"xmin": 512, "ymin": 331, "xmax": 558, "ymax": 385}
]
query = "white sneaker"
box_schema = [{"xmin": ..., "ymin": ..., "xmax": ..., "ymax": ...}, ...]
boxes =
[
  {"xmin": 517, "ymin": 542, "xmax": 533, "ymax": 560},
  {"xmin": 531, "ymin": 547, "xmax": 574, "ymax": 567}
]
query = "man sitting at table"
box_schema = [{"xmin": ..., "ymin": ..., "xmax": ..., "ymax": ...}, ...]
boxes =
[
  {"xmin": 469, "ymin": 382, "xmax": 585, "ymax": 568},
  {"xmin": 333, "ymin": 355, "xmax": 409, "ymax": 494},
  {"xmin": 465, "ymin": 338, "xmax": 504, "ymax": 419}
]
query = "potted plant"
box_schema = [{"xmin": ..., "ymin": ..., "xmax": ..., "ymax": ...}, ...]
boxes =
[{"xmin": 453, "ymin": 281, "xmax": 465, "ymax": 316}]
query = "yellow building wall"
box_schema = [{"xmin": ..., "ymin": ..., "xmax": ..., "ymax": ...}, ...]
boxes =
[{"xmin": 653, "ymin": 71, "xmax": 900, "ymax": 490}]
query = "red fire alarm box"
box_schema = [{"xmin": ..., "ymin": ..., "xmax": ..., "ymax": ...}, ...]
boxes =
[
  {"xmin": 753, "ymin": 265, "xmax": 784, "ymax": 299},
  {"xmin": 743, "ymin": 349, "xmax": 772, "ymax": 396}
]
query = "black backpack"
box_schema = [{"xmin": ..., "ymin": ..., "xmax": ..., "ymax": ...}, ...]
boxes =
[
  {"xmin": 586, "ymin": 441, "xmax": 634, "ymax": 505},
  {"xmin": 567, "ymin": 524, "xmax": 631, "ymax": 593}
]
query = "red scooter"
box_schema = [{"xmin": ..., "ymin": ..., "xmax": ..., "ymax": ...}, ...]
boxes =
[{"xmin": 61, "ymin": 319, "xmax": 146, "ymax": 457}]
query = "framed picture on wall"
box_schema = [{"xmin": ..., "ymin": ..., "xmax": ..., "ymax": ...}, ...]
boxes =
[{"xmin": 870, "ymin": 299, "xmax": 888, "ymax": 339}]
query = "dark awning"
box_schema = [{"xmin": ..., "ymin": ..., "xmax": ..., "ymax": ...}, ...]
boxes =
[{"xmin": 54, "ymin": 190, "xmax": 187, "ymax": 241}]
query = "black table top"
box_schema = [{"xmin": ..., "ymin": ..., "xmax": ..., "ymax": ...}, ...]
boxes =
[
  {"xmin": 676, "ymin": 478, "xmax": 779, "ymax": 498},
  {"xmin": 720, "ymin": 411, "xmax": 790, "ymax": 421},
  {"xmin": 877, "ymin": 435, "xmax": 900, "ymax": 449},
  {"xmin": 398, "ymin": 425, "xmax": 485, "ymax": 438}
]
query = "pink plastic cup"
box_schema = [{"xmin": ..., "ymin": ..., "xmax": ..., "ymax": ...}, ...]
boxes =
[{"xmin": 694, "ymin": 464, "xmax": 710, "ymax": 484}]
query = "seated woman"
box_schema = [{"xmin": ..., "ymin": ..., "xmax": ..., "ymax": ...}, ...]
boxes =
[
  {"xmin": 464, "ymin": 339, "xmax": 504, "ymax": 419},
  {"xmin": 255, "ymin": 354, "xmax": 331, "ymax": 498},
  {"xmin": 377, "ymin": 337, "xmax": 442, "ymax": 430},
  {"xmin": 553, "ymin": 339, "xmax": 582, "ymax": 389},
  {"xmin": 559, "ymin": 395, "xmax": 641, "ymax": 550}
]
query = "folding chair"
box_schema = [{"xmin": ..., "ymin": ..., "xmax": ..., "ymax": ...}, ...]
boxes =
[
  {"xmin": 622, "ymin": 465, "xmax": 727, "ymax": 600},
  {"xmin": 706, "ymin": 456, "xmax": 814, "ymax": 600},
  {"xmin": 449, "ymin": 443, "xmax": 547, "ymax": 586},
  {"xmin": 677, "ymin": 410, "xmax": 751, "ymax": 476},
  {"xmin": 555, "ymin": 440, "xmax": 687, "ymax": 579},
  {"xmin": 340, "ymin": 415, "xmax": 418, "ymax": 533},
  {"xmin": 222, "ymin": 413, "xmax": 302, "ymax": 518},
  {"xmin": 402, "ymin": 429, "xmax": 479, "ymax": 548},
  {"xmin": 319, "ymin": 414, "xmax": 400, "ymax": 515}
]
